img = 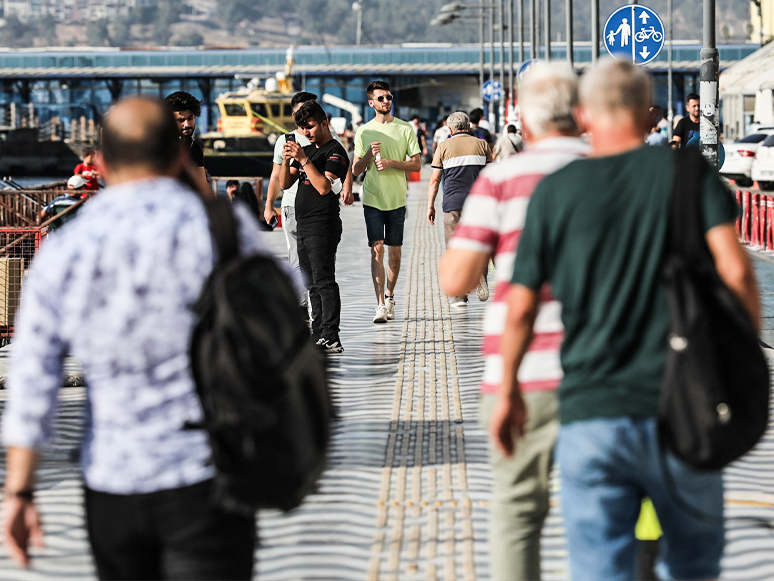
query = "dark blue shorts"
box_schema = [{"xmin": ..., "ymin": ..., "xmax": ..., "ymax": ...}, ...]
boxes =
[{"xmin": 363, "ymin": 205, "xmax": 406, "ymax": 247}]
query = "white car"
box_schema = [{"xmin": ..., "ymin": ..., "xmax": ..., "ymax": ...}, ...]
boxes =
[
  {"xmin": 751, "ymin": 133, "xmax": 774, "ymax": 190},
  {"xmin": 722, "ymin": 132, "xmax": 774, "ymax": 187}
]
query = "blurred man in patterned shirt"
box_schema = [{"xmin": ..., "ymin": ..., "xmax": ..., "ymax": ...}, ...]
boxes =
[{"xmin": 1, "ymin": 97, "xmax": 279, "ymax": 579}]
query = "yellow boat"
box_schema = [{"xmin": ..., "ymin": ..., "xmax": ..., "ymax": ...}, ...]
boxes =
[{"xmin": 201, "ymin": 48, "xmax": 296, "ymax": 177}]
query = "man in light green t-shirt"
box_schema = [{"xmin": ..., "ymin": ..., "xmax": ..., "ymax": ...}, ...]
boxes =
[
  {"xmin": 352, "ymin": 80, "xmax": 421, "ymax": 324},
  {"xmin": 266, "ymin": 91, "xmax": 353, "ymax": 311}
]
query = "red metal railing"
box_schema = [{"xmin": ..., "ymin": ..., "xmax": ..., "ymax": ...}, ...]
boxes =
[
  {"xmin": 0, "ymin": 228, "xmax": 42, "ymax": 340},
  {"xmin": 731, "ymin": 184, "xmax": 774, "ymax": 251}
]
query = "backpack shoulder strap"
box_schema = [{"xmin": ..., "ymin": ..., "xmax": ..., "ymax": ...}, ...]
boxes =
[
  {"xmin": 203, "ymin": 197, "xmax": 239, "ymax": 265},
  {"xmin": 669, "ymin": 147, "xmax": 709, "ymax": 260}
]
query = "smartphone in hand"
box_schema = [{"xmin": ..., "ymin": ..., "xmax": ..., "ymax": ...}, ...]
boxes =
[
  {"xmin": 285, "ymin": 133, "xmax": 296, "ymax": 143},
  {"xmin": 269, "ymin": 216, "xmax": 279, "ymax": 229}
]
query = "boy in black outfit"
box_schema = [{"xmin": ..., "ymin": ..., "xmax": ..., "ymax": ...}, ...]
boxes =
[{"xmin": 279, "ymin": 101, "xmax": 349, "ymax": 353}]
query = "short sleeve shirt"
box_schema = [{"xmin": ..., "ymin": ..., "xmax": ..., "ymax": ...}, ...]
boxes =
[
  {"xmin": 74, "ymin": 163, "xmax": 99, "ymax": 190},
  {"xmin": 184, "ymin": 136, "xmax": 204, "ymax": 167},
  {"xmin": 431, "ymin": 132, "xmax": 492, "ymax": 212},
  {"xmin": 674, "ymin": 117, "xmax": 700, "ymax": 145},
  {"xmin": 511, "ymin": 146, "xmax": 739, "ymax": 425},
  {"xmin": 292, "ymin": 139, "xmax": 349, "ymax": 226},
  {"xmin": 354, "ymin": 118, "xmax": 421, "ymax": 211}
]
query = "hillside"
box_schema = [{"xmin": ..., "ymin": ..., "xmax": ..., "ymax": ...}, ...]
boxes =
[{"xmin": 0, "ymin": 0, "xmax": 753, "ymax": 49}]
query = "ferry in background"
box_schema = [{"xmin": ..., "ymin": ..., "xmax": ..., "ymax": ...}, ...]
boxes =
[{"xmin": 200, "ymin": 48, "xmax": 296, "ymax": 178}]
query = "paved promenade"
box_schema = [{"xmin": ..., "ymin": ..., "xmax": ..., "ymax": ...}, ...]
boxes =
[{"xmin": 0, "ymin": 170, "xmax": 773, "ymax": 579}]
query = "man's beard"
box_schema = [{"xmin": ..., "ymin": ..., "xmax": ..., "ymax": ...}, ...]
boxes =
[{"xmin": 181, "ymin": 127, "xmax": 194, "ymax": 136}]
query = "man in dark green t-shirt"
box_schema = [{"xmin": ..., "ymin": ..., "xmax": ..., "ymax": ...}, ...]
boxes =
[{"xmin": 490, "ymin": 60, "xmax": 760, "ymax": 580}]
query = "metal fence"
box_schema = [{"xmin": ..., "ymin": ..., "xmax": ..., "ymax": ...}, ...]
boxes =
[
  {"xmin": 731, "ymin": 185, "xmax": 774, "ymax": 251},
  {"xmin": 0, "ymin": 228, "xmax": 41, "ymax": 340}
]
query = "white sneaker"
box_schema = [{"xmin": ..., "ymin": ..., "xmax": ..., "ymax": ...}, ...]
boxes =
[
  {"xmin": 373, "ymin": 304, "xmax": 389, "ymax": 323},
  {"xmin": 476, "ymin": 276, "xmax": 489, "ymax": 302},
  {"xmin": 385, "ymin": 296, "xmax": 395, "ymax": 320},
  {"xmin": 450, "ymin": 298, "xmax": 468, "ymax": 308}
]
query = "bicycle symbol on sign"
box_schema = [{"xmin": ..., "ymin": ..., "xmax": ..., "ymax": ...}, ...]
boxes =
[{"xmin": 634, "ymin": 26, "xmax": 663, "ymax": 43}]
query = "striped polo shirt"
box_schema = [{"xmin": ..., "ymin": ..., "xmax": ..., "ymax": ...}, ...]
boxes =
[
  {"xmin": 431, "ymin": 132, "xmax": 493, "ymax": 212},
  {"xmin": 448, "ymin": 137, "xmax": 589, "ymax": 394}
]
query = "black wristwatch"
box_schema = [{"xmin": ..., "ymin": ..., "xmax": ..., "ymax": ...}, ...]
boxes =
[{"xmin": 3, "ymin": 488, "xmax": 34, "ymax": 502}]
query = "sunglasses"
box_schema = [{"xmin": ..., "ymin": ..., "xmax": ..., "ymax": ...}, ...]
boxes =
[{"xmin": 375, "ymin": 95, "xmax": 393, "ymax": 102}]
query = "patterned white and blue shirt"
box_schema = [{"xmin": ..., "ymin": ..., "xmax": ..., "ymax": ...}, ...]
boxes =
[{"xmin": 2, "ymin": 177, "xmax": 279, "ymax": 494}]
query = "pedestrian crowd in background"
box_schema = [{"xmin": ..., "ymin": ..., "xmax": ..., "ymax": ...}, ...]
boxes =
[{"xmin": 0, "ymin": 56, "xmax": 764, "ymax": 581}]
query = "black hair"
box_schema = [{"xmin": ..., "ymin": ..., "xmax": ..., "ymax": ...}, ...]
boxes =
[
  {"xmin": 411, "ymin": 114, "xmax": 420, "ymax": 121},
  {"xmin": 294, "ymin": 101, "xmax": 327, "ymax": 127},
  {"xmin": 226, "ymin": 179, "xmax": 239, "ymax": 189},
  {"xmin": 164, "ymin": 91, "xmax": 201, "ymax": 117},
  {"xmin": 507, "ymin": 124, "xmax": 517, "ymax": 134},
  {"xmin": 468, "ymin": 109, "xmax": 483, "ymax": 124},
  {"xmin": 101, "ymin": 98, "xmax": 181, "ymax": 173},
  {"xmin": 291, "ymin": 91, "xmax": 318, "ymax": 107},
  {"xmin": 366, "ymin": 80, "xmax": 390, "ymax": 98},
  {"xmin": 686, "ymin": 93, "xmax": 700, "ymax": 103}
]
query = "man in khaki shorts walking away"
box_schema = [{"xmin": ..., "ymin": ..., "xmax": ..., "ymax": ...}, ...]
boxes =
[
  {"xmin": 427, "ymin": 110, "xmax": 493, "ymax": 307},
  {"xmin": 353, "ymin": 81, "xmax": 421, "ymax": 324}
]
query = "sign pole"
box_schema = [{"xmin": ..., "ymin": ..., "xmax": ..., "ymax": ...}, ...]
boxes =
[
  {"xmin": 531, "ymin": 0, "xmax": 537, "ymax": 61},
  {"xmin": 480, "ymin": 0, "xmax": 485, "ymax": 93},
  {"xmin": 700, "ymin": 0, "xmax": 719, "ymax": 168},
  {"xmin": 544, "ymin": 0, "xmax": 551, "ymax": 61},
  {"xmin": 592, "ymin": 0, "xmax": 600, "ymax": 63}
]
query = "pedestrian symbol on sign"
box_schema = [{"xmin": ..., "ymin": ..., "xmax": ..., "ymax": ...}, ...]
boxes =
[{"xmin": 603, "ymin": 4, "xmax": 664, "ymax": 66}]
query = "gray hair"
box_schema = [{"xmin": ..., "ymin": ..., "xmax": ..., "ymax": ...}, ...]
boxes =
[
  {"xmin": 579, "ymin": 58, "xmax": 652, "ymax": 123},
  {"xmin": 447, "ymin": 111, "xmax": 470, "ymax": 132},
  {"xmin": 518, "ymin": 62, "xmax": 579, "ymax": 137}
]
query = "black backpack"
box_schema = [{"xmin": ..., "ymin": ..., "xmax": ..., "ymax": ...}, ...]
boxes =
[
  {"xmin": 188, "ymin": 197, "xmax": 331, "ymax": 514},
  {"xmin": 659, "ymin": 147, "xmax": 770, "ymax": 471}
]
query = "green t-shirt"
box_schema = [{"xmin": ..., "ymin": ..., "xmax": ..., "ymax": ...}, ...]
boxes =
[
  {"xmin": 354, "ymin": 117, "xmax": 421, "ymax": 211},
  {"xmin": 511, "ymin": 146, "xmax": 739, "ymax": 425}
]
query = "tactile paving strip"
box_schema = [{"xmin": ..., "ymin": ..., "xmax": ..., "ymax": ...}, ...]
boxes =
[{"xmin": 366, "ymin": 192, "xmax": 476, "ymax": 581}]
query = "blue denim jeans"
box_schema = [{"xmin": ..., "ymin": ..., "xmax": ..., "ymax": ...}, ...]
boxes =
[{"xmin": 557, "ymin": 417, "xmax": 724, "ymax": 581}]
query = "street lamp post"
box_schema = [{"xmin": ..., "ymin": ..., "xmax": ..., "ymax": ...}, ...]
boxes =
[
  {"xmin": 667, "ymin": 0, "xmax": 673, "ymax": 140},
  {"xmin": 566, "ymin": 0, "xmax": 573, "ymax": 65},
  {"xmin": 531, "ymin": 0, "xmax": 537, "ymax": 60},
  {"xmin": 591, "ymin": 0, "xmax": 599, "ymax": 63},
  {"xmin": 352, "ymin": 1, "xmax": 363, "ymax": 46},
  {"xmin": 544, "ymin": 0, "xmax": 550, "ymax": 62},
  {"xmin": 701, "ymin": 0, "xmax": 719, "ymax": 168},
  {"xmin": 508, "ymin": 0, "xmax": 514, "ymax": 109}
]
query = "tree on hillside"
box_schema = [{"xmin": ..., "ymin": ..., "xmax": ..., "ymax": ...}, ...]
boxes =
[{"xmin": 86, "ymin": 18, "xmax": 110, "ymax": 46}]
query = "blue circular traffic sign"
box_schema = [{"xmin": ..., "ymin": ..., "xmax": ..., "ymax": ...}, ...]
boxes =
[
  {"xmin": 603, "ymin": 4, "xmax": 664, "ymax": 65},
  {"xmin": 483, "ymin": 79, "xmax": 503, "ymax": 103}
]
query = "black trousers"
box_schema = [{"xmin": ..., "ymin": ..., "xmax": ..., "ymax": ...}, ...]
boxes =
[
  {"xmin": 84, "ymin": 480, "xmax": 256, "ymax": 581},
  {"xmin": 297, "ymin": 219, "xmax": 342, "ymax": 343}
]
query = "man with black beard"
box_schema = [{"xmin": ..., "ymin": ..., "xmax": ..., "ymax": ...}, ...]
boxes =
[{"xmin": 165, "ymin": 91, "xmax": 210, "ymax": 194}]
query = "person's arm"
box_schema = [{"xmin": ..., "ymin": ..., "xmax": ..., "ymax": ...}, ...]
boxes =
[
  {"xmin": 265, "ymin": 163, "xmax": 282, "ymax": 224},
  {"xmin": 279, "ymin": 142, "xmax": 301, "ymax": 191},
  {"xmin": 441, "ymin": 248, "xmax": 490, "ymax": 296},
  {"xmin": 490, "ymin": 285, "xmax": 540, "ymax": 456},
  {"xmin": 427, "ymin": 168, "xmax": 442, "ymax": 224},
  {"xmin": 353, "ymin": 142, "xmax": 378, "ymax": 176},
  {"xmin": 340, "ymin": 165, "xmax": 354, "ymax": 205},
  {"xmin": 3, "ymin": 447, "xmax": 43, "ymax": 568},
  {"xmin": 285, "ymin": 142, "xmax": 331, "ymax": 195},
  {"xmin": 706, "ymin": 223, "xmax": 761, "ymax": 333},
  {"xmin": 378, "ymin": 153, "xmax": 421, "ymax": 173},
  {"xmin": 2, "ymin": 244, "xmax": 69, "ymax": 569}
]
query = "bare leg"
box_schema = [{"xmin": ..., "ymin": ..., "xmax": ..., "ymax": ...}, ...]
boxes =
[
  {"xmin": 385, "ymin": 245, "xmax": 402, "ymax": 297},
  {"xmin": 371, "ymin": 241, "xmax": 386, "ymax": 306}
]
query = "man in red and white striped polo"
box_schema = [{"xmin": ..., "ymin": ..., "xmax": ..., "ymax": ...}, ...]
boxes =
[{"xmin": 440, "ymin": 63, "xmax": 588, "ymax": 580}]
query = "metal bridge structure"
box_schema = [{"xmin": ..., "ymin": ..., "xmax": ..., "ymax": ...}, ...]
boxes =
[{"xmin": 0, "ymin": 42, "xmax": 760, "ymax": 132}]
